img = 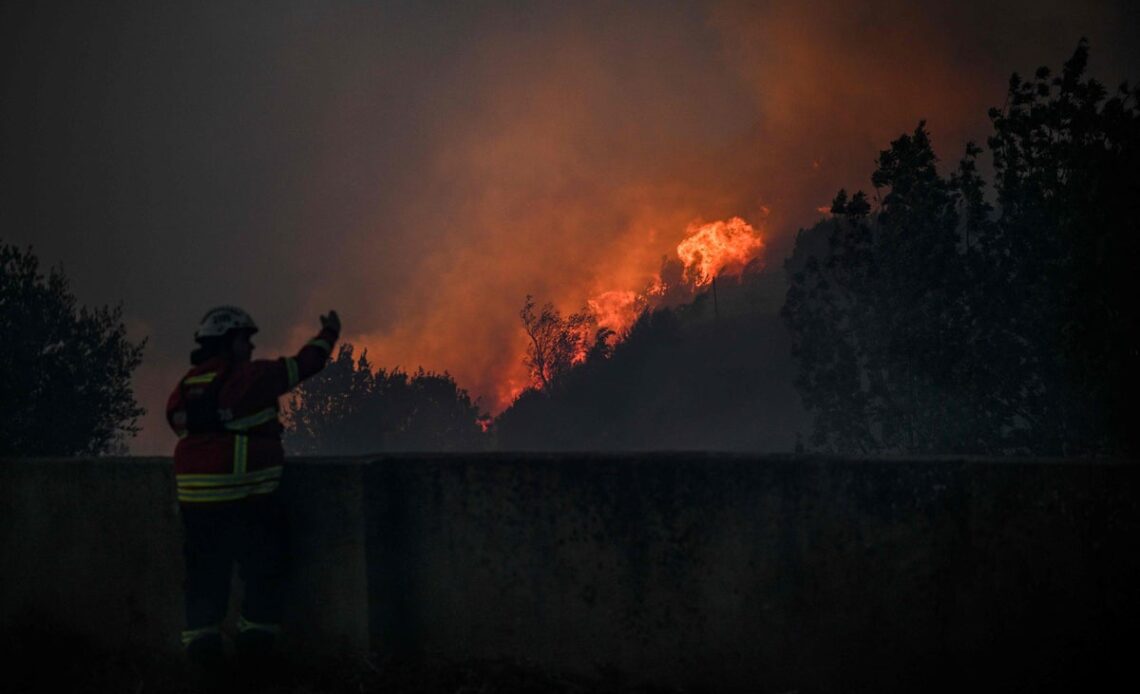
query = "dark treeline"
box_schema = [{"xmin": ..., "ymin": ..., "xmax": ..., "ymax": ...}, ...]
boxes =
[
  {"xmin": 0, "ymin": 242, "xmax": 145, "ymax": 455},
  {"xmin": 2, "ymin": 43, "xmax": 1135, "ymax": 458},
  {"xmin": 282, "ymin": 344, "xmax": 487, "ymax": 455},
  {"xmin": 494, "ymin": 42, "xmax": 1138, "ymax": 456},
  {"xmin": 784, "ymin": 41, "xmax": 1139, "ymax": 456},
  {"xmin": 279, "ymin": 265, "xmax": 802, "ymax": 454},
  {"xmin": 497, "ymin": 271, "xmax": 804, "ymax": 451}
]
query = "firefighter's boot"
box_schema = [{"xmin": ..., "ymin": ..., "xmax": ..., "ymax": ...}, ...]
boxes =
[
  {"xmin": 234, "ymin": 619, "xmax": 284, "ymax": 687},
  {"xmin": 185, "ymin": 631, "xmax": 226, "ymax": 688}
]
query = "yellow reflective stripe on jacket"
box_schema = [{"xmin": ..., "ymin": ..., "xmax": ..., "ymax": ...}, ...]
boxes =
[
  {"xmin": 306, "ymin": 338, "xmax": 332, "ymax": 353},
  {"xmin": 233, "ymin": 434, "xmax": 248, "ymax": 476},
  {"xmin": 223, "ymin": 407, "xmax": 279, "ymax": 432},
  {"xmin": 286, "ymin": 357, "xmax": 300, "ymax": 388},
  {"xmin": 183, "ymin": 372, "xmax": 217, "ymax": 385},
  {"xmin": 181, "ymin": 625, "xmax": 221, "ymax": 647}
]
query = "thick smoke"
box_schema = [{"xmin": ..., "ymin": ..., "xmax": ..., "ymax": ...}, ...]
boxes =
[
  {"xmin": 322, "ymin": 0, "xmax": 1138, "ymax": 419},
  {"xmin": 3, "ymin": 2, "xmax": 1134, "ymax": 452}
]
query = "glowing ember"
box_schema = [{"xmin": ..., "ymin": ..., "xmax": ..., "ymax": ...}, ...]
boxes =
[
  {"xmin": 587, "ymin": 290, "xmax": 645, "ymax": 338},
  {"xmin": 676, "ymin": 216, "xmax": 764, "ymax": 287}
]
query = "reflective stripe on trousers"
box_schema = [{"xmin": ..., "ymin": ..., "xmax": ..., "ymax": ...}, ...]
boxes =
[
  {"xmin": 237, "ymin": 615, "xmax": 281, "ymax": 636},
  {"xmin": 181, "ymin": 624, "xmax": 221, "ymax": 648},
  {"xmin": 176, "ymin": 434, "xmax": 282, "ymax": 503}
]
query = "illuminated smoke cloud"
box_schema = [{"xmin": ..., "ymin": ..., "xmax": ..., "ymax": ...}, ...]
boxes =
[{"xmin": 67, "ymin": 1, "xmax": 1131, "ymax": 450}]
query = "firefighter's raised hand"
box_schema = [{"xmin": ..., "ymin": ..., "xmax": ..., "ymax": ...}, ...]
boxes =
[{"xmin": 320, "ymin": 310, "xmax": 341, "ymax": 335}]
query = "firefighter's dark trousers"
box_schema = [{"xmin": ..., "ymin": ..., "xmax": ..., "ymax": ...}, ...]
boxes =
[{"xmin": 180, "ymin": 492, "xmax": 289, "ymax": 660}]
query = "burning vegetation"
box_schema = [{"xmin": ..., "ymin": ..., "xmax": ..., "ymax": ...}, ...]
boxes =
[
  {"xmin": 676, "ymin": 217, "xmax": 766, "ymax": 288},
  {"xmin": 520, "ymin": 215, "xmax": 768, "ymax": 394},
  {"xmin": 247, "ymin": 42, "xmax": 1137, "ymax": 458}
]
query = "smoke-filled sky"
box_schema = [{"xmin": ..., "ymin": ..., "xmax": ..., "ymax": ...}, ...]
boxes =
[{"xmin": 2, "ymin": 1, "xmax": 1137, "ymax": 454}]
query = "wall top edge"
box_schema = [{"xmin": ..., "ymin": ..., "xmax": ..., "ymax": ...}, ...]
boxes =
[{"xmin": 1, "ymin": 454, "xmax": 1136, "ymax": 466}]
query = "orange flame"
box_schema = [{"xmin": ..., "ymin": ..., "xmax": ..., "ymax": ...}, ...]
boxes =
[
  {"xmin": 646, "ymin": 275, "xmax": 667, "ymax": 297},
  {"xmin": 675, "ymin": 216, "xmax": 764, "ymax": 287},
  {"xmin": 497, "ymin": 375, "xmax": 529, "ymax": 407},
  {"xmin": 587, "ymin": 290, "xmax": 645, "ymax": 338},
  {"xmin": 508, "ymin": 215, "xmax": 766, "ymax": 405}
]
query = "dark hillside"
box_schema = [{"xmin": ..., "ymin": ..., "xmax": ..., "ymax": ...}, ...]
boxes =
[{"xmin": 496, "ymin": 270, "xmax": 807, "ymax": 451}]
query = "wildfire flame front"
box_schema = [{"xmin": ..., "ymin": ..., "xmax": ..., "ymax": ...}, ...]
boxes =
[{"xmin": 676, "ymin": 217, "xmax": 764, "ymax": 287}]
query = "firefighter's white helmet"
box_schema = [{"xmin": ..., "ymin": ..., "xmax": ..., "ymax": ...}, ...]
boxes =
[{"xmin": 194, "ymin": 305, "xmax": 259, "ymax": 341}]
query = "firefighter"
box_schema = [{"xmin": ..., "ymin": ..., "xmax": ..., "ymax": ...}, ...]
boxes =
[{"xmin": 166, "ymin": 305, "xmax": 340, "ymax": 673}]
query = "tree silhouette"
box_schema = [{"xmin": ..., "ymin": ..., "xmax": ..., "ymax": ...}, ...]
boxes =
[
  {"xmin": 282, "ymin": 344, "xmax": 379, "ymax": 455},
  {"xmin": 283, "ymin": 343, "xmax": 487, "ymax": 454},
  {"xmin": 519, "ymin": 295, "xmax": 596, "ymax": 390},
  {"xmin": 783, "ymin": 122, "xmax": 989, "ymax": 453},
  {"xmin": 782, "ymin": 41, "xmax": 1139, "ymax": 455},
  {"xmin": 498, "ymin": 275, "xmax": 805, "ymax": 452},
  {"xmin": 0, "ymin": 241, "xmax": 146, "ymax": 455},
  {"xmin": 979, "ymin": 39, "xmax": 1140, "ymax": 454}
]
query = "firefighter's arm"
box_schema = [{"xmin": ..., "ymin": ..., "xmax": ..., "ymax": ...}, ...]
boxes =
[{"xmin": 264, "ymin": 311, "xmax": 341, "ymax": 396}]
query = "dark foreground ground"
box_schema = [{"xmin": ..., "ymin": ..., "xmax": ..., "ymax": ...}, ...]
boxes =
[
  {"xmin": 13, "ymin": 654, "xmax": 688, "ymax": 694},
  {"xmin": 6, "ymin": 627, "xmax": 1124, "ymax": 694},
  {"xmin": 8, "ymin": 630, "xmax": 689, "ymax": 694}
]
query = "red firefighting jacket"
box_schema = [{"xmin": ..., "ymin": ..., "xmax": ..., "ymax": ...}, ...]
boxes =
[{"xmin": 165, "ymin": 327, "xmax": 337, "ymax": 504}]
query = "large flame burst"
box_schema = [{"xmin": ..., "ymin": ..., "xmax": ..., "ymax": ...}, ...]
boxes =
[
  {"xmin": 587, "ymin": 290, "xmax": 646, "ymax": 337},
  {"xmin": 675, "ymin": 216, "xmax": 764, "ymax": 287},
  {"xmin": 583, "ymin": 215, "xmax": 765, "ymax": 343},
  {"xmin": 518, "ymin": 215, "xmax": 766, "ymax": 403}
]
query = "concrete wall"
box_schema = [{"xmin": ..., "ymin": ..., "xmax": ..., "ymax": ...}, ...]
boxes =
[
  {"xmin": 1, "ymin": 458, "xmax": 184, "ymax": 655},
  {"xmin": 3, "ymin": 455, "xmax": 1138, "ymax": 691},
  {"xmin": 0, "ymin": 457, "xmax": 370, "ymax": 661}
]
